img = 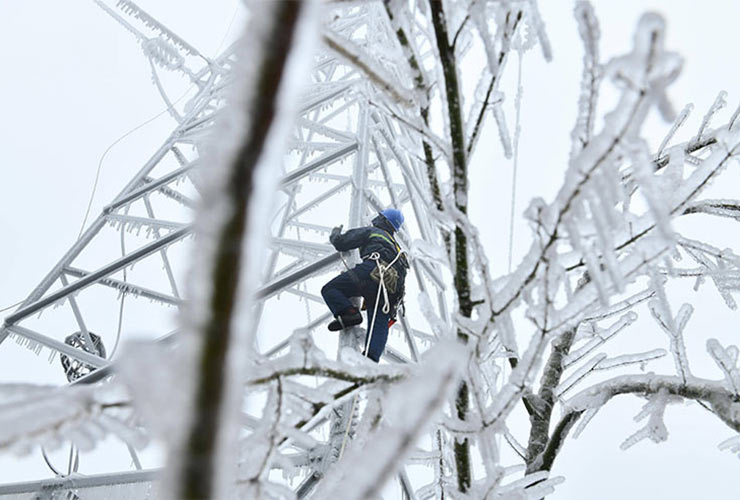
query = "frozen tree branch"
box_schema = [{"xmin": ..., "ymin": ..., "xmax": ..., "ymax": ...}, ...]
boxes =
[
  {"xmin": 540, "ymin": 375, "xmax": 740, "ymax": 472},
  {"xmin": 314, "ymin": 341, "xmax": 465, "ymax": 500},
  {"xmin": 35, "ymin": 2, "xmax": 740, "ymax": 498},
  {"xmin": 466, "ymin": 10, "xmax": 522, "ymax": 158},
  {"xmin": 166, "ymin": 2, "xmax": 319, "ymax": 498},
  {"xmin": 323, "ymin": 30, "xmax": 415, "ymax": 107},
  {"xmin": 570, "ymin": 1, "xmax": 601, "ymax": 158},
  {"xmin": 0, "ymin": 383, "xmax": 141, "ymax": 456}
]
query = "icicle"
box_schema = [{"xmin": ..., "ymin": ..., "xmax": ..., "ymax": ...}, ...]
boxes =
[
  {"xmin": 115, "ymin": 0, "xmax": 203, "ymax": 57},
  {"xmin": 586, "ymin": 188, "xmax": 624, "ymax": 292},
  {"xmin": 633, "ymin": 146, "xmax": 675, "ymax": 244},
  {"xmin": 143, "ymin": 38, "xmax": 185, "ymax": 70},
  {"xmin": 555, "ymin": 353, "xmax": 606, "ymax": 397},
  {"xmin": 526, "ymin": 0, "xmax": 552, "ymax": 61},
  {"xmin": 707, "ymin": 338, "xmax": 740, "ymax": 395},
  {"xmin": 570, "ymin": 0, "xmax": 601, "ymax": 158},
  {"xmin": 694, "ymin": 90, "xmax": 727, "ymax": 143},
  {"xmin": 492, "ymin": 99, "xmax": 513, "ymax": 159},
  {"xmin": 565, "ymin": 312, "xmax": 637, "ymax": 367},
  {"xmin": 729, "ymin": 100, "xmax": 740, "ymax": 131},
  {"xmin": 718, "ymin": 434, "xmax": 740, "ymax": 458},
  {"xmin": 470, "ymin": 0, "xmax": 500, "ymax": 79},
  {"xmin": 572, "ymin": 406, "xmax": 601, "ymax": 439},
  {"xmin": 620, "ymin": 388, "xmax": 677, "ymax": 450},
  {"xmin": 657, "ymin": 103, "xmax": 693, "ymax": 158},
  {"xmin": 594, "ymin": 349, "xmax": 667, "ymax": 371},
  {"xmin": 648, "ymin": 271, "xmax": 693, "ymax": 383}
]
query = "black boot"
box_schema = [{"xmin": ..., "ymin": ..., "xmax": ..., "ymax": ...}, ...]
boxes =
[{"xmin": 328, "ymin": 307, "xmax": 363, "ymax": 331}]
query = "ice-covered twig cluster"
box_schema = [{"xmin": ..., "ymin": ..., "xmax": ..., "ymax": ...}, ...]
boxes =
[
  {"xmin": 9, "ymin": 1, "xmax": 740, "ymax": 498},
  {"xmin": 0, "ymin": 383, "xmax": 144, "ymax": 457},
  {"xmin": 430, "ymin": 2, "xmax": 740, "ymax": 490}
]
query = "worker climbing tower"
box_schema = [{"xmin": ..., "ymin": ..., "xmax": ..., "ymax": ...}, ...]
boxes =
[{"xmin": 0, "ymin": 1, "xmax": 452, "ymax": 498}]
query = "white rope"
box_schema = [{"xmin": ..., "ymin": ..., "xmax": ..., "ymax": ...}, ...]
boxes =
[
  {"xmin": 76, "ymin": 1, "xmax": 242, "ymax": 240},
  {"xmin": 502, "ymin": 46, "xmax": 524, "ymax": 455},
  {"xmin": 338, "ymin": 391, "xmax": 360, "ymax": 460},
  {"xmin": 108, "ymin": 205, "xmax": 129, "ymax": 360},
  {"xmin": 507, "ymin": 48, "xmax": 524, "ymax": 274},
  {"xmin": 0, "ymin": 300, "xmax": 23, "ymax": 314}
]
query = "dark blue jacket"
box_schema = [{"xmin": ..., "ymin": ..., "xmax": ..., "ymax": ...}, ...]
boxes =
[
  {"xmin": 330, "ymin": 223, "xmax": 409, "ymax": 301},
  {"xmin": 330, "ymin": 227, "xmax": 398, "ymax": 262}
]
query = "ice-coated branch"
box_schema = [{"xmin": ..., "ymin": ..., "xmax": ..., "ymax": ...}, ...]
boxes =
[
  {"xmin": 526, "ymin": 0, "xmax": 552, "ymax": 62},
  {"xmin": 428, "ymin": 0, "xmax": 476, "ymax": 490},
  {"xmin": 570, "ymin": 0, "xmax": 601, "ymax": 158},
  {"xmin": 166, "ymin": 2, "xmax": 319, "ymax": 499},
  {"xmin": 381, "ymin": 0, "xmax": 454, "ymax": 263},
  {"xmin": 371, "ymin": 102, "xmax": 451, "ymax": 159},
  {"xmin": 694, "ymin": 90, "xmax": 728, "ymax": 143},
  {"xmin": 619, "ymin": 388, "xmax": 676, "ymax": 450},
  {"xmin": 492, "ymin": 12, "xmax": 678, "ymax": 319},
  {"xmin": 683, "ymin": 199, "xmax": 740, "ymax": 222},
  {"xmin": 707, "ymin": 339, "xmax": 740, "ymax": 396},
  {"xmin": 564, "ymin": 312, "xmax": 637, "ymax": 368},
  {"xmin": 247, "ymin": 361, "xmax": 406, "ymax": 387},
  {"xmin": 540, "ymin": 374, "xmax": 740, "ymax": 471},
  {"xmin": 382, "ymin": 0, "xmax": 430, "ymax": 107},
  {"xmin": 656, "ymin": 103, "xmax": 693, "ymax": 158},
  {"xmin": 524, "ymin": 327, "xmax": 576, "ymax": 473},
  {"xmin": 314, "ymin": 340, "xmax": 466, "ymax": 500},
  {"xmin": 562, "ymin": 122, "xmax": 740, "ymax": 287},
  {"xmin": 538, "ymin": 409, "xmax": 583, "ymax": 472},
  {"xmin": 238, "ymin": 379, "xmax": 284, "ymax": 493},
  {"xmin": 466, "ymin": 10, "xmax": 522, "ymax": 158},
  {"xmin": 0, "ymin": 384, "xmax": 142, "ymax": 456},
  {"xmin": 567, "ymin": 375, "xmax": 740, "ymax": 428},
  {"xmin": 323, "ymin": 30, "xmax": 414, "ymax": 107}
]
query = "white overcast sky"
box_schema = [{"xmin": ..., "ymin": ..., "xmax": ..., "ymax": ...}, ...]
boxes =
[{"xmin": 2, "ymin": 1, "xmax": 740, "ymax": 498}]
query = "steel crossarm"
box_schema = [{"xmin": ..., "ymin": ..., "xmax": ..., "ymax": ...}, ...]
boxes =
[
  {"xmin": 63, "ymin": 267, "xmax": 181, "ymax": 307},
  {"xmin": 0, "ymin": 468, "xmax": 160, "ymax": 499},
  {"xmin": 5, "ymin": 325, "xmax": 107, "ymax": 368},
  {"xmin": 2, "ymin": 227, "xmax": 191, "ymax": 328},
  {"xmin": 279, "ymin": 142, "xmax": 359, "ymax": 188}
]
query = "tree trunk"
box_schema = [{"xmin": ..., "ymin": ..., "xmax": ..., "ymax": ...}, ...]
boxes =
[{"xmin": 429, "ymin": 0, "xmax": 473, "ymax": 492}]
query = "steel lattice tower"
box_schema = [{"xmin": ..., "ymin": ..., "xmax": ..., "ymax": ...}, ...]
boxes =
[{"xmin": 0, "ymin": 2, "xmax": 450, "ymax": 498}]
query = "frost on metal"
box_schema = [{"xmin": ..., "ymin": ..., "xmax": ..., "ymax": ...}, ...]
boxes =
[{"xmin": 4, "ymin": 0, "xmax": 740, "ymax": 499}]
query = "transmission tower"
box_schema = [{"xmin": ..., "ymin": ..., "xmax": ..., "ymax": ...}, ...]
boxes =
[{"xmin": 0, "ymin": 2, "xmax": 449, "ymax": 498}]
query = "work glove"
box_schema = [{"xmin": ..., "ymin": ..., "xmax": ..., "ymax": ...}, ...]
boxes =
[{"xmin": 329, "ymin": 225, "xmax": 343, "ymax": 246}]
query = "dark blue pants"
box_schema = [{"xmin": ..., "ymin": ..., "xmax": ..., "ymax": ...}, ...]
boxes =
[{"xmin": 321, "ymin": 261, "xmax": 390, "ymax": 362}]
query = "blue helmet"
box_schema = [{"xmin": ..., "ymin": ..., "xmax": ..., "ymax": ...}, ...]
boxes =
[{"xmin": 379, "ymin": 208, "xmax": 404, "ymax": 231}]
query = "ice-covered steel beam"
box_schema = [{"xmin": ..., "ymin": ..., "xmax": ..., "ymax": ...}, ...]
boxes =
[
  {"xmin": 271, "ymin": 237, "xmax": 334, "ymax": 255},
  {"xmin": 64, "ymin": 266, "xmax": 182, "ymax": 306},
  {"xmin": 280, "ymin": 142, "xmax": 358, "ymax": 188},
  {"xmin": 288, "ymin": 179, "xmax": 352, "ymax": 221},
  {"xmin": 105, "ymin": 214, "xmax": 187, "ymax": 232},
  {"xmin": 300, "ymin": 82, "xmax": 353, "ymax": 113},
  {"xmin": 3, "ymin": 227, "xmax": 191, "ymax": 326},
  {"xmin": 104, "ymin": 163, "xmax": 197, "ymax": 213},
  {"xmin": 94, "ymin": 0, "xmax": 208, "ymax": 61},
  {"xmin": 256, "ymin": 253, "xmax": 341, "ymax": 300},
  {"xmin": 149, "ymin": 182, "xmax": 197, "ymax": 208},
  {"xmin": 0, "ymin": 468, "xmax": 159, "ymax": 497},
  {"xmin": 4, "ymin": 325, "xmax": 107, "ymax": 368}
]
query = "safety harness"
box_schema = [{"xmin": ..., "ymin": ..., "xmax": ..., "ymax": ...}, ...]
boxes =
[{"xmin": 363, "ymin": 229, "xmax": 406, "ymax": 312}]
